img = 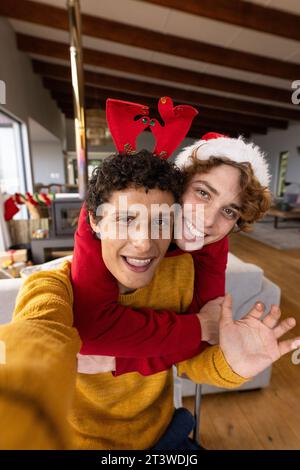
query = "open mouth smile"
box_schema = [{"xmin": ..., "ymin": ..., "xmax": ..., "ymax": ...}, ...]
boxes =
[
  {"xmin": 121, "ymin": 256, "xmax": 155, "ymax": 273},
  {"xmin": 184, "ymin": 218, "xmax": 206, "ymax": 240}
]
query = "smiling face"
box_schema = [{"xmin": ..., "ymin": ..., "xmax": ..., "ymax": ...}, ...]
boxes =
[
  {"xmin": 90, "ymin": 186, "xmax": 175, "ymax": 293},
  {"xmin": 176, "ymin": 164, "xmax": 243, "ymax": 250}
]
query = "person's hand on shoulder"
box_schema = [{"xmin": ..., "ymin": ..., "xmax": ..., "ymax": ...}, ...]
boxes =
[{"xmin": 197, "ymin": 296, "xmax": 224, "ymax": 345}]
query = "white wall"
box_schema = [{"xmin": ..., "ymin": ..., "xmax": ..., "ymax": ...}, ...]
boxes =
[
  {"xmin": 0, "ymin": 17, "xmax": 68, "ymax": 191},
  {"xmin": 0, "ymin": 17, "xmax": 65, "ymax": 144},
  {"xmin": 30, "ymin": 141, "xmax": 65, "ymax": 185},
  {"xmin": 252, "ymin": 123, "xmax": 300, "ymax": 195}
]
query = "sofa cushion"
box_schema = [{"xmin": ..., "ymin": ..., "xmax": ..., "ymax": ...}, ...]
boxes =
[
  {"xmin": 0, "ymin": 278, "xmax": 23, "ymax": 324},
  {"xmin": 20, "ymin": 255, "xmax": 72, "ymax": 278},
  {"xmin": 226, "ymin": 253, "xmax": 263, "ymax": 312},
  {"xmin": 0, "ymin": 256, "xmax": 72, "ymax": 325}
]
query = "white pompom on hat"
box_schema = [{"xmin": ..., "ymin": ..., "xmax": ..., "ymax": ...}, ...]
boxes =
[{"xmin": 175, "ymin": 132, "xmax": 270, "ymax": 187}]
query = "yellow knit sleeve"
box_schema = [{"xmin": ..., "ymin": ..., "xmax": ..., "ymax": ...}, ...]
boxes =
[
  {"xmin": 177, "ymin": 345, "xmax": 249, "ymax": 389},
  {"xmin": 0, "ymin": 261, "xmax": 81, "ymax": 449},
  {"xmin": 13, "ymin": 261, "xmax": 74, "ymax": 325}
]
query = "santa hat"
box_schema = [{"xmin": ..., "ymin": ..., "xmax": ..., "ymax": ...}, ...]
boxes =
[{"xmin": 175, "ymin": 132, "xmax": 270, "ymax": 187}]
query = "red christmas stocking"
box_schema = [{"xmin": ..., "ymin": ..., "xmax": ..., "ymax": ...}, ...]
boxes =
[
  {"xmin": 4, "ymin": 196, "xmax": 20, "ymax": 221},
  {"xmin": 25, "ymin": 192, "xmax": 39, "ymax": 206}
]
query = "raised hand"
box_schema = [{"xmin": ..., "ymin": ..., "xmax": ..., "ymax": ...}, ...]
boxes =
[{"xmin": 220, "ymin": 294, "xmax": 300, "ymax": 378}]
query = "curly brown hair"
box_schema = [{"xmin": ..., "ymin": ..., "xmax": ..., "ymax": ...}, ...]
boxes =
[
  {"xmin": 86, "ymin": 150, "xmax": 184, "ymax": 217},
  {"xmin": 183, "ymin": 156, "xmax": 272, "ymax": 232}
]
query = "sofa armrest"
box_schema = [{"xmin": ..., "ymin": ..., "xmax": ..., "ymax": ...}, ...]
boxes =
[
  {"xmin": 0, "ymin": 278, "xmax": 23, "ymax": 325},
  {"xmin": 234, "ymin": 276, "xmax": 281, "ymax": 321}
]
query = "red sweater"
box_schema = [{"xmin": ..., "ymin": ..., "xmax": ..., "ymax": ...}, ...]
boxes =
[{"xmin": 71, "ymin": 206, "xmax": 228, "ymax": 376}]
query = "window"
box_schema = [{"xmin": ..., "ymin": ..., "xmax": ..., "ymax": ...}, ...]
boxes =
[
  {"xmin": 276, "ymin": 151, "xmax": 289, "ymax": 198},
  {"xmin": 0, "ymin": 111, "xmax": 27, "ymax": 195}
]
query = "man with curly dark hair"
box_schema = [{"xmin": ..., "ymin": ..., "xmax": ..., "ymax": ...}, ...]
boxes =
[
  {"xmin": 85, "ymin": 151, "xmax": 183, "ymax": 292},
  {"xmin": 86, "ymin": 150, "xmax": 183, "ymax": 217}
]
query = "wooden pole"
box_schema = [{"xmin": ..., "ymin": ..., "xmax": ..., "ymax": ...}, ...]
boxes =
[{"xmin": 67, "ymin": 0, "xmax": 88, "ymax": 199}]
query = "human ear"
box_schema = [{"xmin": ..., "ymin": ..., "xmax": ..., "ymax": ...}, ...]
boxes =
[
  {"xmin": 88, "ymin": 212, "xmax": 101, "ymax": 233},
  {"xmin": 232, "ymin": 220, "xmax": 241, "ymax": 233},
  {"xmin": 227, "ymin": 220, "xmax": 240, "ymax": 236}
]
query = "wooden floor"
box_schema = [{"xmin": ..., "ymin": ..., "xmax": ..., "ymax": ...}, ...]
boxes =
[{"xmin": 183, "ymin": 233, "xmax": 300, "ymax": 450}]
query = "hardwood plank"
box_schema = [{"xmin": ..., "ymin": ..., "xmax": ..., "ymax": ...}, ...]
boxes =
[{"xmin": 184, "ymin": 393, "xmax": 265, "ymax": 450}]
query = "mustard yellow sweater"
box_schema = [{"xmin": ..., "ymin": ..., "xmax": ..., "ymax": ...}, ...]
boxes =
[
  {"xmin": 0, "ymin": 257, "xmax": 247, "ymax": 449},
  {"xmin": 0, "ymin": 264, "xmax": 80, "ymax": 449}
]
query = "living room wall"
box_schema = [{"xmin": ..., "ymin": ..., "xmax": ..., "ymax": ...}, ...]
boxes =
[
  {"xmin": 31, "ymin": 141, "xmax": 66, "ymax": 186},
  {"xmin": 252, "ymin": 123, "xmax": 300, "ymax": 196},
  {"xmin": 0, "ymin": 17, "xmax": 65, "ymax": 146},
  {"xmin": 29, "ymin": 118, "xmax": 66, "ymax": 187}
]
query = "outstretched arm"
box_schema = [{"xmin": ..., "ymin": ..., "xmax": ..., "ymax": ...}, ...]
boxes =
[{"xmin": 0, "ymin": 263, "xmax": 80, "ymax": 449}]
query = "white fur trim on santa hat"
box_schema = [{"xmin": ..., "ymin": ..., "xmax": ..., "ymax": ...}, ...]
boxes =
[{"xmin": 175, "ymin": 136, "xmax": 270, "ymax": 187}]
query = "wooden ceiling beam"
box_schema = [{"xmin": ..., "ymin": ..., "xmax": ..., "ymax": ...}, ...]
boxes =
[
  {"xmin": 3, "ymin": 1, "xmax": 300, "ymax": 80},
  {"xmin": 43, "ymin": 77, "xmax": 287, "ymax": 129},
  {"xmin": 33, "ymin": 60, "xmax": 296, "ymax": 122},
  {"xmin": 53, "ymin": 94, "xmax": 267, "ymax": 135},
  {"xmin": 59, "ymin": 104, "xmax": 251, "ymax": 138},
  {"xmin": 141, "ymin": 0, "xmax": 300, "ymax": 42},
  {"xmin": 28, "ymin": 54, "xmax": 300, "ymax": 121},
  {"xmin": 23, "ymin": 38, "xmax": 300, "ymax": 121},
  {"xmin": 32, "ymin": 56, "xmax": 291, "ymax": 105}
]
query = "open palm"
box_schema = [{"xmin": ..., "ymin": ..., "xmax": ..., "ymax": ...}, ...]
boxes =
[{"xmin": 220, "ymin": 295, "xmax": 300, "ymax": 378}]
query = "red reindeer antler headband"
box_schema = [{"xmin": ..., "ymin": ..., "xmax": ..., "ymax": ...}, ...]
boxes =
[{"xmin": 106, "ymin": 96, "xmax": 198, "ymax": 159}]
